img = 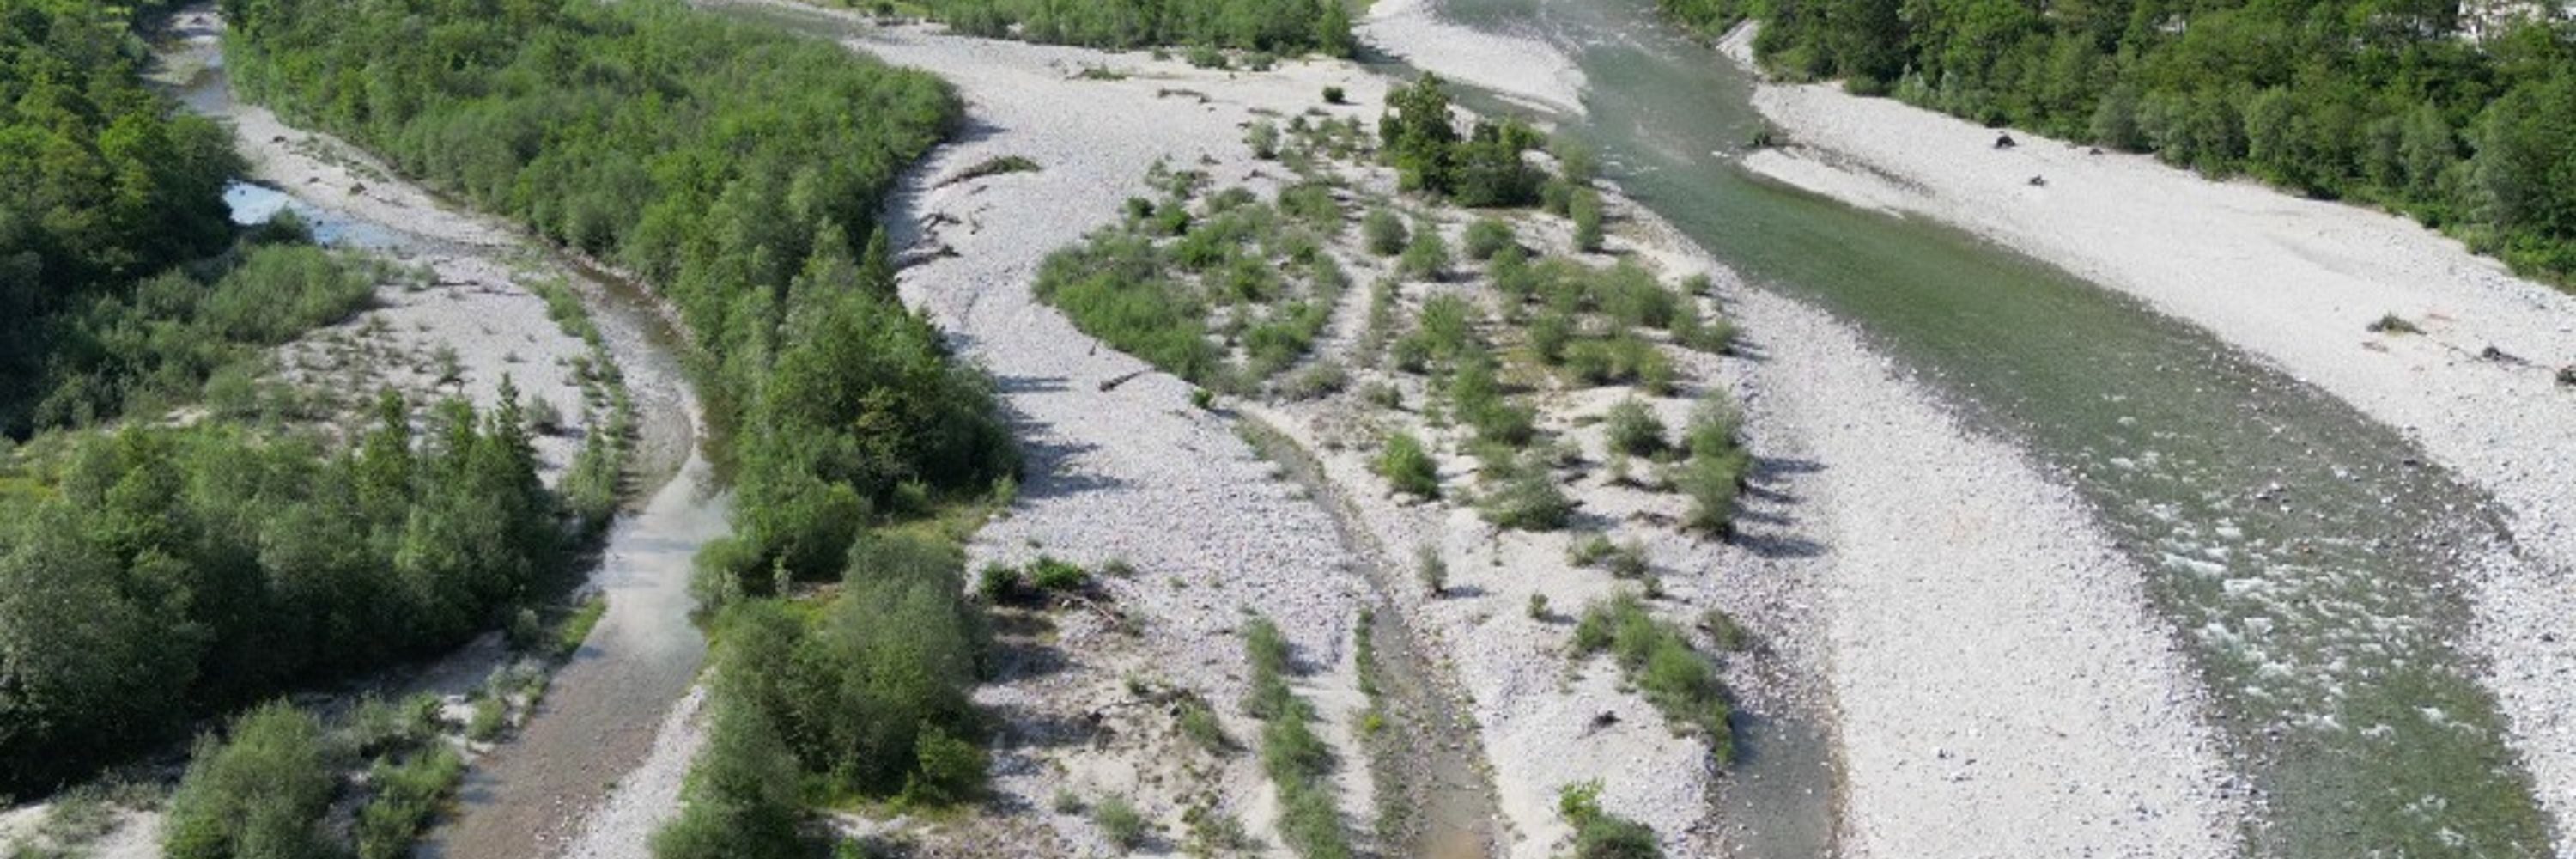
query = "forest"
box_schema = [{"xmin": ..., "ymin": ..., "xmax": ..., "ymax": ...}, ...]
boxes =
[
  {"xmin": 222, "ymin": 0, "xmax": 1019, "ymax": 585},
  {"xmin": 904, "ymin": 0, "xmax": 1355, "ymax": 55},
  {"xmin": 2, "ymin": 0, "xmax": 242, "ymax": 436},
  {"xmin": 0, "ymin": 0, "xmax": 579, "ymax": 795},
  {"xmin": 222, "ymin": 0, "xmax": 1021, "ymax": 850},
  {"xmin": 1662, "ymin": 0, "xmax": 2576, "ymax": 280}
]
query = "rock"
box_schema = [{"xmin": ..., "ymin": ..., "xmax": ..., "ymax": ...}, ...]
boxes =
[{"xmin": 2028, "ymin": 175, "xmax": 2048, "ymax": 187}]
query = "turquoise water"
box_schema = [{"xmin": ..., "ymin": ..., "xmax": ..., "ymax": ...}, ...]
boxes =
[{"xmin": 1421, "ymin": 0, "xmax": 2560, "ymax": 856}]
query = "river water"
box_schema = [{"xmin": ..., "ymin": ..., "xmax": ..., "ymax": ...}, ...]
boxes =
[
  {"xmin": 1416, "ymin": 0, "xmax": 2561, "ymax": 856},
  {"xmin": 153, "ymin": 9, "xmax": 731, "ymax": 857}
]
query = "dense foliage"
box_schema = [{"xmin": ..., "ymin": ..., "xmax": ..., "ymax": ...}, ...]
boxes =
[
  {"xmin": 1381, "ymin": 74, "xmax": 1549, "ymax": 206},
  {"xmin": 161, "ymin": 703, "xmax": 338, "ymax": 859},
  {"xmin": 1, "ymin": 0, "xmax": 245, "ymax": 435},
  {"xmin": 912, "ymin": 0, "xmax": 1355, "ymax": 55},
  {"xmin": 657, "ymin": 533, "xmax": 990, "ymax": 858},
  {"xmin": 1664, "ymin": 0, "xmax": 2576, "ymax": 278},
  {"xmin": 222, "ymin": 0, "xmax": 1020, "ymax": 594},
  {"xmin": 0, "ymin": 389, "xmax": 564, "ymax": 792}
]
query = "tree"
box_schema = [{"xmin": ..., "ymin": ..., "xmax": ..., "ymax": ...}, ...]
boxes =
[{"xmin": 1382, "ymin": 74, "xmax": 1461, "ymax": 193}]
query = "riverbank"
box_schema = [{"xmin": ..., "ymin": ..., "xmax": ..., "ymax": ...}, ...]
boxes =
[
  {"xmin": 867, "ymin": 20, "xmax": 1388, "ymax": 856},
  {"xmin": 1316, "ymin": 7, "xmax": 2246, "ymax": 857},
  {"xmin": 1728, "ymin": 24, "xmax": 2576, "ymax": 851}
]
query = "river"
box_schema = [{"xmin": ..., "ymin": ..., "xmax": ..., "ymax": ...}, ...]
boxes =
[
  {"xmin": 1412, "ymin": 0, "xmax": 2561, "ymax": 856},
  {"xmin": 151, "ymin": 9, "xmax": 732, "ymax": 859}
]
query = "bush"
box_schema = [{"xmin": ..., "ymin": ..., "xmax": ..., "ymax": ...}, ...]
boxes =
[
  {"xmin": 1572, "ymin": 594, "xmax": 1731, "ymax": 758},
  {"xmin": 356, "ymin": 746, "xmax": 465, "ymax": 859},
  {"xmin": 902, "ymin": 724, "xmax": 987, "ymax": 805},
  {"xmin": 1362, "ymin": 209, "xmax": 1409, "ymax": 256},
  {"xmin": 1463, "ymin": 216, "xmax": 1516, "ymax": 260},
  {"xmin": 1178, "ymin": 695, "xmax": 1230, "ymax": 751},
  {"xmin": 1095, "ymin": 794, "xmax": 1151, "ymax": 849},
  {"xmin": 1416, "ymin": 544, "xmax": 1448, "ymax": 596},
  {"xmin": 651, "ymin": 700, "xmax": 806, "ymax": 859},
  {"xmin": 1479, "ymin": 455, "xmax": 1572, "ymax": 531},
  {"xmin": 1322, "ymin": 85, "xmax": 1347, "ymax": 104},
  {"xmin": 1027, "ymin": 556, "xmax": 1091, "ymax": 592},
  {"xmin": 1529, "ymin": 312, "xmax": 1575, "ymax": 364},
  {"xmin": 163, "ymin": 703, "xmax": 337, "ymax": 859},
  {"xmin": 1374, "ymin": 431, "xmax": 1441, "ymax": 498},
  {"xmin": 1400, "ymin": 221, "xmax": 1452, "ymax": 280},
  {"xmin": 1603, "ymin": 399, "xmax": 1667, "ymax": 456},
  {"xmin": 1557, "ymin": 779, "xmax": 1662, "ymax": 858},
  {"xmin": 1677, "ymin": 396, "xmax": 1751, "ymax": 533},
  {"xmin": 1571, "ymin": 189, "xmax": 1606, "ymax": 251},
  {"xmin": 1246, "ymin": 119, "xmax": 1282, "ymax": 160}
]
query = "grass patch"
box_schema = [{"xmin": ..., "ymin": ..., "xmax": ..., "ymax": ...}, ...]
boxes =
[
  {"xmin": 1373, "ymin": 430, "xmax": 1440, "ymax": 499},
  {"xmin": 1572, "ymin": 594, "xmax": 1732, "ymax": 761},
  {"xmin": 1241, "ymin": 615, "xmax": 1354, "ymax": 859}
]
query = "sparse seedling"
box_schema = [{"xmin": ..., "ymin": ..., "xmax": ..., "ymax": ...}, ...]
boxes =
[{"xmin": 1417, "ymin": 545, "xmax": 1449, "ymax": 597}]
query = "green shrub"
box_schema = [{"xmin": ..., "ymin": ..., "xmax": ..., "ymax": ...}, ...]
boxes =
[
  {"xmin": 902, "ymin": 724, "xmax": 987, "ymax": 805},
  {"xmin": 1094, "ymin": 794, "xmax": 1150, "ymax": 850},
  {"xmin": 1677, "ymin": 396, "xmax": 1751, "ymax": 533},
  {"xmin": 1374, "ymin": 431, "xmax": 1441, "ymax": 498},
  {"xmin": 1362, "ymin": 209, "xmax": 1409, "ymax": 256},
  {"xmin": 1027, "ymin": 556, "xmax": 1091, "ymax": 592},
  {"xmin": 1414, "ymin": 294, "xmax": 1479, "ymax": 361},
  {"xmin": 1179, "ymin": 696, "xmax": 1230, "ymax": 751},
  {"xmin": 460, "ymin": 694, "xmax": 505, "ymax": 740},
  {"xmin": 1463, "ymin": 216, "xmax": 1516, "ymax": 260},
  {"xmin": 1417, "ymin": 544, "xmax": 1449, "ymax": 597},
  {"xmin": 1556, "ymin": 780, "xmax": 1665, "ymax": 858},
  {"xmin": 1479, "ymin": 456, "xmax": 1572, "ymax": 531},
  {"xmin": 1596, "ymin": 262, "xmax": 1679, "ymax": 330},
  {"xmin": 356, "ymin": 745, "xmax": 465, "ymax": 859},
  {"xmin": 1247, "ymin": 119, "xmax": 1282, "ymax": 160},
  {"xmin": 1572, "ymin": 594, "xmax": 1731, "ymax": 758},
  {"xmin": 1400, "ymin": 221, "xmax": 1452, "ymax": 280},
  {"xmin": 1322, "ymin": 85, "xmax": 1347, "ymax": 104},
  {"xmin": 652, "ymin": 701, "xmax": 807, "ymax": 859},
  {"xmin": 1571, "ymin": 532, "xmax": 1617, "ymax": 565},
  {"xmin": 163, "ymin": 703, "xmax": 337, "ymax": 859},
  {"xmin": 1529, "ymin": 312, "xmax": 1575, "ymax": 364},
  {"xmin": 1280, "ymin": 183, "xmax": 1341, "ymax": 230},
  {"xmin": 1603, "ymin": 399, "xmax": 1668, "ymax": 456},
  {"xmin": 1571, "ymin": 188, "xmax": 1606, "ymax": 251}
]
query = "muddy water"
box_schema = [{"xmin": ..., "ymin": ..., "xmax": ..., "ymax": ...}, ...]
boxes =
[
  {"xmin": 155, "ymin": 11, "xmax": 732, "ymax": 858},
  {"xmin": 1412, "ymin": 0, "xmax": 2561, "ymax": 856}
]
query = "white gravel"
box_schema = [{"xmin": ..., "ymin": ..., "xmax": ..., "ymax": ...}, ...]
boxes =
[
  {"xmin": 845, "ymin": 17, "xmax": 1396, "ymax": 853},
  {"xmin": 1737, "ymin": 34, "xmax": 2576, "ymax": 850},
  {"xmin": 560, "ymin": 686, "xmax": 708, "ymax": 859},
  {"xmin": 1358, "ymin": 0, "xmax": 1589, "ymax": 117}
]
